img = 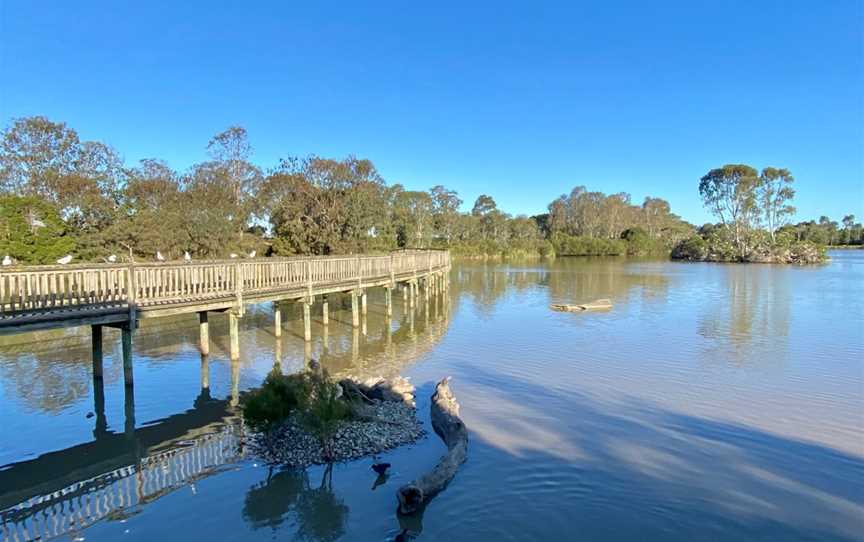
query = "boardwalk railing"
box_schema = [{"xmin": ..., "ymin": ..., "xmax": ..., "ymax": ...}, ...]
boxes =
[{"xmin": 0, "ymin": 250, "xmax": 449, "ymax": 327}]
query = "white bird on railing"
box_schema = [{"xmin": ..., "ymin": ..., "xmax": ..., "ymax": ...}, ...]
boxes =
[
  {"xmin": 57, "ymin": 255, "xmax": 73, "ymax": 265},
  {"xmin": 229, "ymin": 253, "xmax": 238, "ymax": 259},
  {"xmin": 156, "ymin": 251, "xmax": 165, "ymax": 262},
  {"xmin": 248, "ymin": 250, "xmax": 256, "ymax": 258},
  {"xmin": 184, "ymin": 251, "xmax": 192, "ymax": 262},
  {"xmin": 2, "ymin": 255, "xmax": 11, "ymax": 266},
  {"xmin": 107, "ymin": 254, "xmax": 117, "ymax": 263}
]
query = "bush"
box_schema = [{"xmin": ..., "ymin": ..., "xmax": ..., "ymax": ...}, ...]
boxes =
[
  {"xmin": 300, "ymin": 370, "xmax": 353, "ymax": 460},
  {"xmin": 671, "ymin": 235, "xmax": 708, "ymax": 261},
  {"xmin": 550, "ymin": 233, "xmax": 626, "ymax": 256},
  {"xmin": 242, "ymin": 369, "xmax": 310, "ymax": 432}
]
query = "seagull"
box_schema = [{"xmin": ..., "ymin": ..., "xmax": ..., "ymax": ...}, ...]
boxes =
[
  {"xmin": 248, "ymin": 250, "xmax": 256, "ymax": 258},
  {"xmin": 229, "ymin": 253, "xmax": 238, "ymax": 259},
  {"xmin": 107, "ymin": 254, "xmax": 117, "ymax": 263},
  {"xmin": 371, "ymin": 462, "xmax": 391, "ymax": 475},
  {"xmin": 184, "ymin": 251, "xmax": 192, "ymax": 262},
  {"xmin": 57, "ymin": 255, "xmax": 73, "ymax": 265},
  {"xmin": 156, "ymin": 251, "xmax": 165, "ymax": 262},
  {"xmin": 31, "ymin": 218, "xmax": 46, "ymax": 228},
  {"xmin": 2, "ymin": 255, "xmax": 11, "ymax": 266}
]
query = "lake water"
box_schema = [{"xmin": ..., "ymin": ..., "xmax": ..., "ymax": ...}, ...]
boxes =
[{"xmin": 1, "ymin": 252, "xmax": 862, "ymax": 541}]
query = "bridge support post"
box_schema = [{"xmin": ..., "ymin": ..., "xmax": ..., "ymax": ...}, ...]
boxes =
[
  {"xmin": 198, "ymin": 312, "xmax": 210, "ymax": 355},
  {"xmin": 230, "ymin": 358, "xmax": 240, "ymax": 408},
  {"xmin": 124, "ymin": 383, "xmax": 135, "ymax": 439},
  {"xmin": 361, "ymin": 290, "xmax": 368, "ymax": 316},
  {"xmin": 385, "ymin": 287, "xmax": 393, "ymax": 317},
  {"xmin": 274, "ymin": 305, "xmax": 282, "ymax": 338},
  {"xmin": 322, "ymin": 296, "xmax": 329, "ymax": 326},
  {"xmin": 200, "ymin": 353, "xmax": 210, "ymax": 390},
  {"xmin": 303, "ymin": 298, "xmax": 312, "ymax": 342},
  {"xmin": 91, "ymin": 325, "xmax": 103, "ymax": 378},
  {"xmin": 122, "ymin": 324, "xmax": 133, "ymax": 387},
  {"xmin": 351, "ymin": 291, "xmax": 360, "ymax": 328},
  {"xmin": 229, "ymin": 312, "xmax": 240, "ymax": 360}
]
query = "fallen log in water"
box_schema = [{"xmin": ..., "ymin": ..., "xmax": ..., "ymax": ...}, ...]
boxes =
[
  {"xmin": 550, "ymin": 298, "xmax": 613, "ymax": 312},
  {"xmin": 397, "ymin": 377, "xmax": 467, "ymax": 515}
]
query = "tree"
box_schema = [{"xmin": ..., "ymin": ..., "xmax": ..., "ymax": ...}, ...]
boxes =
[
  {"xmin": 430, "ymin": 185, "xmax": 462, "ymax": 243},
  {"xmin": 393, "ymin": 188, "xmax": 434, "ymax": 248},
  {"xmin": 842, "ymin": 214, "xmax": 856, "ymax": 244},
  {"xmin": 642, "ymin": 197, "xmax": 671, "ymax": 238},
  {"xmin": 0, "ymin": 195, "xmax": 77, "ymax": 264},
  {"xmin": 698, "ymin": 164, "xmax": 760, "ymax": 257},
  {"xmin": 471, "ymin": 194, "xmax": 497, "ymax": 217},
  {"xmin": 758, "ymin": 167, "xmax": 796, "ymax": 241},
  {"xmin": 206, "ymin": 126, "xmax": 262, "ymax": 230}
]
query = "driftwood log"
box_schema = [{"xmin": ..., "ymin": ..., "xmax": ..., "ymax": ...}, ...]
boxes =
[
  {"xmin": 397, "ymin": 377, "xmax": 467, "ymax": 515},
  {"xmin": 550, "ymin": 298, "xmax": 613, "ymax": 312}
]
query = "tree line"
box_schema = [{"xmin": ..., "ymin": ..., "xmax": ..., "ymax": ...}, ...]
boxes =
[{"xmin": 0, "ymin": 117, "xmax": 855, "ymax": 265}]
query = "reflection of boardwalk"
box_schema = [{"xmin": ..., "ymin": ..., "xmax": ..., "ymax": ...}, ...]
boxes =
[{"xmin": 1, "ymin": 424, "xmax": 242, "ymax": 542}]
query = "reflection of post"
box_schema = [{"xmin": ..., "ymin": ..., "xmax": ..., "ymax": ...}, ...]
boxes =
[
  {"xmin": 124, "ymin": 383, "xmax": 135, "ymax": 439},
  {"xmin": 322, "ymin": 324, "xmax": 329, "ymax": 354},
  {"xmin": 409, "ymin": 306, "xmax": 415, "ymax": 335},
  {"xmin": 424, "ymin": 299, "xmax": 429, "ymax": 326},
  {"xmin": 200, "ymin": 353, "xmax": 210, "ymax": 390},
  {"xmin": 304, "ymin": 341, "xmax": 312, "ymax": 368},
  {"xmin": 274, "ymin": 305, "xmax": 282, "ymax": 338},
  {"xmin": 274, "ymin": 339, "xmax": 282, "ymax": 373},
  {"xmin": 93, "ymin": 374, "xmax": 108, "ymax": 438},
  {"xmin": 122, "ymin": 324, "xmax": 134, "ymax": 387},
  {"xmin": 230, "ymin": 357, "xmax": 240, "ymax": 408},
  {"xmin": 385, "ymin": 316, "xmax": 392, "ymax": 347},
  {"xmin": 362, "ymin": 313, "xmax": 367, "ymax": 336},
  {"xmin": 352, "ymin": 327, "xmax": 359, "ymax": 363},
  {"xmin": 198, "ymin": 312, "xmax": 210, "ymax": 355},
  {"xmin": 229, "ymin": 312, "xmax": 241, "ymax": 360},
  {"xmin": 91, "ymin": 325, "xmax": 103, "ymax": 378}
]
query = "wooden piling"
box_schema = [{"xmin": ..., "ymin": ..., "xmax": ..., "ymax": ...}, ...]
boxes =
[
  {"xmin": 91, "ymin": 325, "xmax": 103, "ymax": 378},
  {"xmin": 229, "ymin": 312, "xmax": 240, "ymax": 360},
  {"xmin": 351, "ymin": 291, "xmax": 360, "ymax": 328},
  {"xmin": 385, "ymin": 287, "xmax": 393, "ymax": 317},
  {"xmin": 361, "ymin": 290, "xmax": 368, "ymax": 316},
  {"xmin": 198, "ymin": 312, "xmax": 210, "ymax": 355},
  {"xmin": 121, "ymin": 324, "xmax": 133, "ymax": 387},
  {"xmin": 322, "ymin": 296, "xmax": 329, "ymax": 326},
  {"xmin": 303, "ymin": 299, "xmax": 312, "ymax": 342}
]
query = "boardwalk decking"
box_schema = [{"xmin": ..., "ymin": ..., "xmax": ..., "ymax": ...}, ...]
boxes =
[{"xmin": 0, "ymin": 250, "xmax": 450, "ymax": 334}]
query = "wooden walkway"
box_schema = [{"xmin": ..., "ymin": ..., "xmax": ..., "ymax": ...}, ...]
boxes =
[{"xmin": 0, "ymin": 250, "xmax": 450, "ymax": 384}]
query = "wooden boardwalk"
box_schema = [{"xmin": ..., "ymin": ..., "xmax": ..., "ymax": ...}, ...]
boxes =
[{"xmin": 0, "ymin": 250, "xmax": 450, "ymax": 383}]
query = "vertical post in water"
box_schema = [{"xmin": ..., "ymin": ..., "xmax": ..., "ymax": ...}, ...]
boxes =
[
  {"xmin": 91, "ymin": 325, "xmax": 103, "ymax": 378},
  {"xmin": 198, "ymin": 311, "xmax": 210, "ymax": 355},
  {"xmin": 230, "ymin": 357, "xmax": 240, "ymax": 408},
  {"xmin": 274, "ymin": 304, "xmax": 282, "ymax": 338},
  {"xmin": 351, "ymin": 290, "xmax": 360, "ymax": 328},
  {"xmin": 122, "ymin": 324, "xmax": 133, "ymax": 387},
  {"xmin": 322, "ymin": 296, "xmax": 329, "ymax": 326},
  {"xmin": 385, "ymin": 287, "xmax": 392, "ymax": 317},
  {"xmin": 200, "ymin": 353, "xmax": 210, "ymax": 390},
  {"xmin": 124, "ymin": 381, "xmax": 135, "ymax": 439},
  {"xmin": 361, "ymin": 289, "xmax": 367, "ymax": 316},
  {"xmin": 229, "ymin": 312, "xmax": 240, "ymax": 360},
  {"xmin": 303, "ymin": 298, "xmax": 312, "ymax": 342}
]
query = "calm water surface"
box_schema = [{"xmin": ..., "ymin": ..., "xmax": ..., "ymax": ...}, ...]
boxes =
[{"xmin": 1, "ymin": 252, "xmax": 862, "ymax": 541}]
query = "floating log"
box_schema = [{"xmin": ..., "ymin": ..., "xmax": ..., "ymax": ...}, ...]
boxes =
[
  {"xmin": 340, "ymin": 376, "xmax": 416, "ymax": 407},
  {"xmin": 550, "ymin": 298, "xmax": 613, "ymax": 312},
  {"xmin": 397, "ymin": 377, "xmax": 467, "ymax": 515}
]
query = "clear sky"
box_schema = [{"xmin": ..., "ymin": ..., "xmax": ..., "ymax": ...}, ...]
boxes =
[{"xmin": 1, "ymin": 1, "xmax": 861, "ymax": 224}]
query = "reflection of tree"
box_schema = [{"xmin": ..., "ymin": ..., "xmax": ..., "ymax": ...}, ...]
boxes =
[
  {"xmin": 453, "ymin": 263, "xmax": 541, "ymax": 316},
  {"xmin": 697, "ymin": 266, "xmax": 790, "ymax": 364},
  {"xmin": 241, "ymin": 464, "xmax": 348, "ymax": 542},
  {"xmin": 0, "ymin": 353, "xmax": 92, "ymax": 413},
  {"xmin": 545, "ymin": 257, "xmax": 670, "ymax": 305}
]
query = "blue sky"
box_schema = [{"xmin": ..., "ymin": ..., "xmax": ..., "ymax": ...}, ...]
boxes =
[{"xmin": 1, "ymin": 1, "xmax": 861, "ymax": 224}]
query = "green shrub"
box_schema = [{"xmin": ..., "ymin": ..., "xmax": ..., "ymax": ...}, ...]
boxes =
[
  {"xmin": 671, "ymin": 235, "xmax": 708, "ymax": 261},
  {"xmin": 241, "ymin": 369, "xmax": 310, "ymax": 432},
  {"xmin": 300, "ymin": 370, "xmax": 353, "ymax": 460}
]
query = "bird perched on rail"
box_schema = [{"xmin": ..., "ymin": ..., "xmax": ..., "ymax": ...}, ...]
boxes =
[
  {"xmin": 2, "ymin": 255, "xmax": 11, "ymax": 266},
  {"xmin": 248, "ymin": 250, "xmax": 256, "ymax": 258},
  {"xmin": 156, "ymin": 251, "xmax": 165, "ymax": 262},
  {"xmin": 184, "ymin": 251, "xmax": 192, "ymax": 262},
  {"xmin": 107, "ymin": 254, "xmax": 117, "ymax": 263},
  {"xmin": 57, "ymin": 255, "xmax": 73, "ymax": 265},
  {"xmin": 229, "ymin": 253, "xmax": 238, "ymax": 259},
  {"xmin": 371, "ymin": 462, "xmax": 391, "ymax": 475}
]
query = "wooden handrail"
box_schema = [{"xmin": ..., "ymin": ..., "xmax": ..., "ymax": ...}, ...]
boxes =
[{"xmin": 0, "ymin": 250, "xmax": 450, "ymax": 318}]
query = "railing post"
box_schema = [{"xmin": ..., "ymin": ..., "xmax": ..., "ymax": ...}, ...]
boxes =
[
  {"xmin": 390, "ymin": 253, "xmax": 395, "ymax": 287},
  {"xmin": 306, "ymin": 260, "xmax": 313, "ymax": 298},
  {"xmin": 234, "ymin": 262, "xmax": 243, "ymax": 316},
  {"xmin": 127, "ymin": 264, "xmax": 137, "ymax": 327}
]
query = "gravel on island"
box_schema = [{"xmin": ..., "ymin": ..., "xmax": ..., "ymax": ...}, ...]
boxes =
[{"xmin": 246, "ymin": 399, "xmax": 426, "ymax": 467}]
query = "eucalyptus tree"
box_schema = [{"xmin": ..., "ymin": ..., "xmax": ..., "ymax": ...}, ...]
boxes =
[
  {"xmin": 430, "ymin": 185, "xmax": 462, "ymax": 244},
  {"xmin": 758, "ymin": 167, "xmax": 796, "ymax": 241},
  {"xmin": 698, "ymin": 164, "xmax": 760, "ymax": 257}
]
